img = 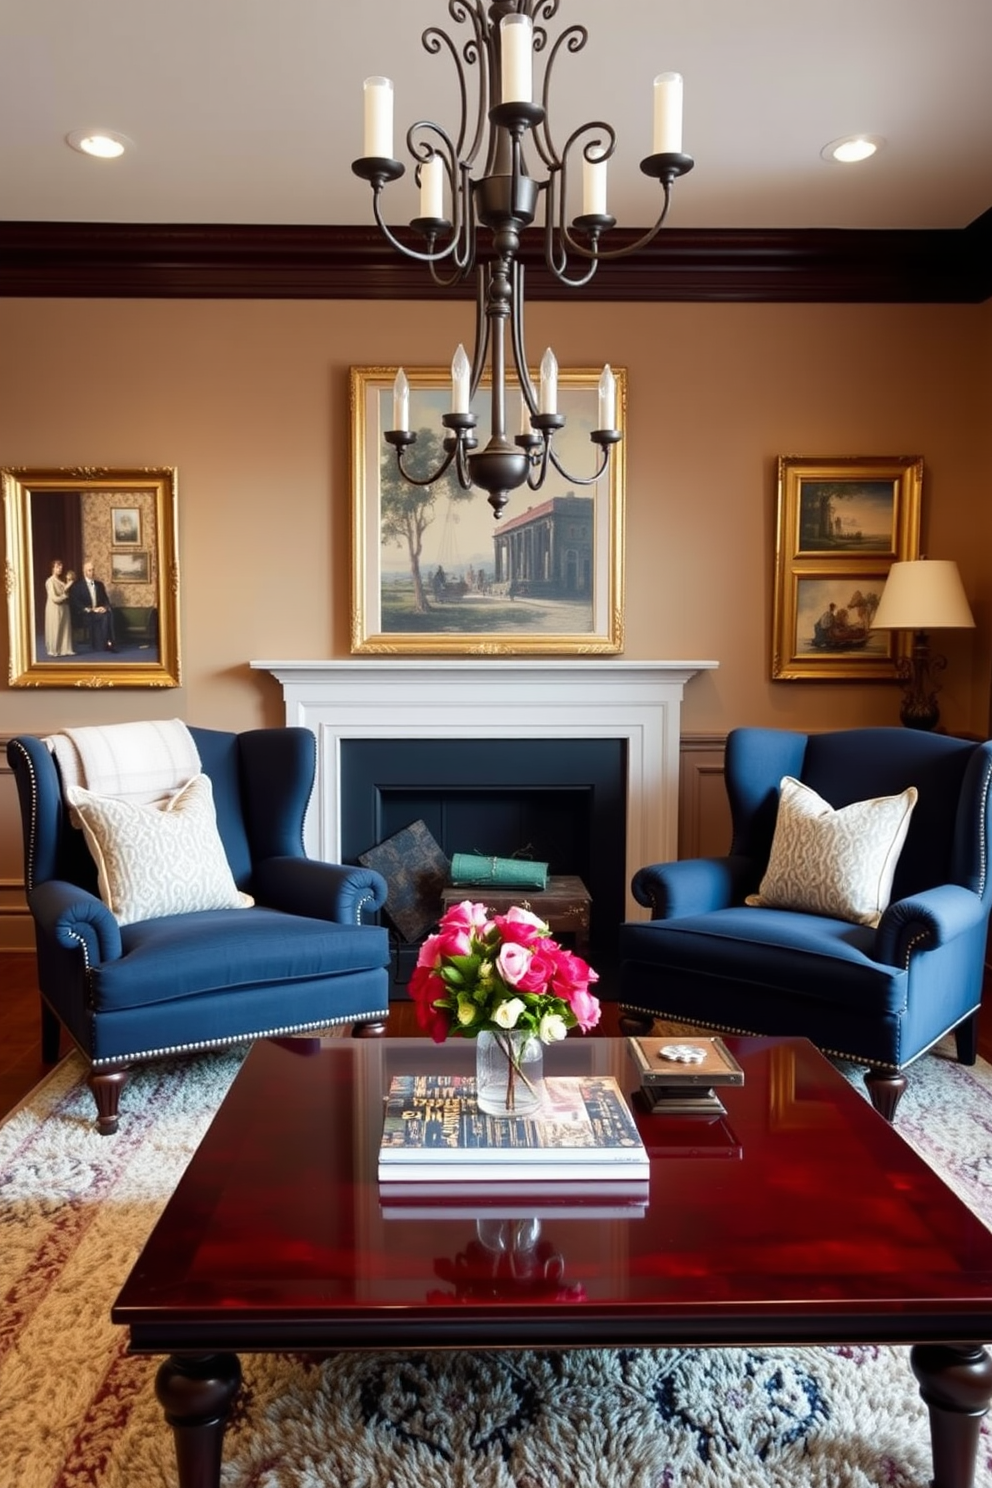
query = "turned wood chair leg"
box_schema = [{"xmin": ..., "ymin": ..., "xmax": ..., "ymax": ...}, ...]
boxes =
[
  {"xmin": 864, "ymin": 1067, "xmax": 908, "ymax": 1123},
  {"xmin": 88, "ymin": 1066, "xmax": 130, "ymax": 1135},
  {"xmin": 618, "ymin": 1010, "xmax": 655, "ymax": 1036},
  {"xmin": 352, "ymin": 1019, "xmax": 387, "ymax": 1038},
  {"xmin": 955, "ymin": 1010, "xmax": 980, "ymax": 1066},
  {"xmin": 40, "ymin": 1000, "xmax": 62, "ymax": 1063}
]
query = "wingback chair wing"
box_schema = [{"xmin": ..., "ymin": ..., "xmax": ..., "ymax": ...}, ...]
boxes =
[
  {"xmin": 618, "ymin": 727, "xmax": 992, "ymax": 1120},
  {"xmin": 8, "ymin": 726, "xmax": 391, "ymax": 1133}
]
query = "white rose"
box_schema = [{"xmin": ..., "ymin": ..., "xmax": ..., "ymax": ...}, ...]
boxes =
[
  {"xmin": 493, "ymin": 996, "xmax": 526, "ymax": 1029},
  {"xmin": 539, "ymin": 1012, "xmax": 568, "ymax": 1043},
  {"xmin": 504, "ymin": 905, "xmax": 548, "ymax": 932}
]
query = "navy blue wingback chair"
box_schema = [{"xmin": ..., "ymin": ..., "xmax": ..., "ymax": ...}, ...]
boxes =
[
  {"xmin": 619, "ymin": 727, "xmax": 992, "ymax": 1120},
  {"xmin": 7, "ymin": 727, "xmax": 391, "ymax": 1133}
]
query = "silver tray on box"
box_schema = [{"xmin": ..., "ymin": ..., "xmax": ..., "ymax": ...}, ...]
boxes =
[{"xmin": 626, "ymin": 1036, "xmax": 744, "ymax": 1115}]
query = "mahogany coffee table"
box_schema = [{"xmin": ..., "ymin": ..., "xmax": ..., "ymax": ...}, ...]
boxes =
[{"xmin": 112, "ymin": 1035, "xmax": 992, "ymax": 1488}]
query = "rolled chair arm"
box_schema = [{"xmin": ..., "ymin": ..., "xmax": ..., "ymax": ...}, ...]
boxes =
[
  {"xmin": 29, "ymin": 879, "xmax": 123, "ymax": 963},
  {"xmin": 631, "ymin": 855, "xmax": 758, "ymax": 920},
  {"xmin": 873, "ymin": 883, "xmax": 986, "ymax": 967},
  {"xmin": 252, "ymin": 857, "xmax": 389, "ymax": 924}
]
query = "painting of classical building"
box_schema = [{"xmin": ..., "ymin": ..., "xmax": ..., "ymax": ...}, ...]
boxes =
[{"xmin": 492, "ymin": 494, "xmax": 593, "ymax": 598}]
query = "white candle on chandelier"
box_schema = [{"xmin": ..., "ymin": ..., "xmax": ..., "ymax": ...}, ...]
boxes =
[
  {"xmin": 582, "ymin": 155, "xmax": 608, "ymax": 217},
  {"xmin": 539, "ymin": 348, "xmax": 558, "ymax": 415},
  {"xmin": 598, "ymin": 365, "xmax": 616, "ymax": 430},
  {"xmin": 363, "ymin": 77, "xmax": 394, "ymax": 159},
  {"xmin": 500, "ymin": 13, "xmax": 533, "ymax": 103},
  {"xmin": 652, "ymin": 72, "xmax": 683, "ymax": 155},
  {"xmin": 518, "ymin": 392, "xmax": 531, "ymax": 435},
  {"xmin": 451, "ymin": 344, "xmax": 471, "ymax": 414},
  {"xmin": 392, "ymin": 367, "xmax": 410, "ymax": 432},
  {"xmin": 420, "ymin": 155, "xmax": 444, "ymax": 219}
]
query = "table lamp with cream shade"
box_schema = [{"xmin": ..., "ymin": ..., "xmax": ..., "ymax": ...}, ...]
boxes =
[{"xmin": 870, "ymin": 558, "xmax": 975, "ymax": 730}]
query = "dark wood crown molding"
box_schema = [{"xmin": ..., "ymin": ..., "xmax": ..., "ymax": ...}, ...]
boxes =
[{"xmin": 1, "ymin": 213, "xmax": 990, "ymax": 303}]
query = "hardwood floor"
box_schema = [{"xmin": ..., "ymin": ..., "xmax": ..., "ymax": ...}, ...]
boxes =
[{"xmin": 2, "ymin": 949, "xmax": 989, "ymax": 1122}]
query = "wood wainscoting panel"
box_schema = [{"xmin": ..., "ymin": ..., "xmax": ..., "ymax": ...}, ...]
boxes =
[{"xmin": 679, "ymin": 735, "xmax": 729, "ymax": 861}]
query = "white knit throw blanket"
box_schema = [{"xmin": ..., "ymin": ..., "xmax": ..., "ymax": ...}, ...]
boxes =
[{"xmin": 47, "ymin": 719, "xmax": 202, "ymax": 807}]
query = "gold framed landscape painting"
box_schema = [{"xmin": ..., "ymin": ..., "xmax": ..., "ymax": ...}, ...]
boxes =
[
  {"xmin": 771, "ymin": 454, "xmax": 922, "ymax": 681},
  {"xmin": 350, "ymin": 365, "xmax": 625, "ymax": 655},
  {"xmin": 3, "ymin": 466, "xmax": 182, "ymax": 688}
]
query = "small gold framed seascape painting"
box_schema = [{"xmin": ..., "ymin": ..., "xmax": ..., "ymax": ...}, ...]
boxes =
[{"xmin": 771, "ymin": 455, "xmax": 922, "ymax": 681}]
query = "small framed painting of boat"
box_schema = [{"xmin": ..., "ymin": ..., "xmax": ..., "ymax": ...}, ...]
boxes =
[{"xmin": 772, "ymin": 455, "xmax": 921, "ymax": 680}]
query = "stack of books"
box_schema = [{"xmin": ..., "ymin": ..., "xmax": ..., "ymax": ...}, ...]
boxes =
[{"xmin": 378, "ymin": 1072, "xmax": 650, "ymax": 1215}]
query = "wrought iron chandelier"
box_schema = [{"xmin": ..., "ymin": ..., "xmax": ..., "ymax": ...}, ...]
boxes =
[{"xmin": 352, "ymin": 0, "xmax": 693, "ymax": 519}]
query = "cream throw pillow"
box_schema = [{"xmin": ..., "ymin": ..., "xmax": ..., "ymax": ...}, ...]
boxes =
[
  {"xmin": 745, "ymin": 775, "xmax": 918, "ymax": 927},
  {"xmin": 66, "ymin": 774, "xmax": 253, "ymax": 927}
]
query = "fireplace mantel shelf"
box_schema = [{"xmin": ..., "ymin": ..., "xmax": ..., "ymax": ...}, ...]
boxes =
[
  {"xmin": 251, "ymin": 658, "xmax": 718, "ymax": 920},
  {"xmin": 251, "ymin": 658, "xmax": 716, "ymax": 679}
]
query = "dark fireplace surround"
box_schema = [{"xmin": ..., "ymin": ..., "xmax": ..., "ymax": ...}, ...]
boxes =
[{"xmin": 340, "ymin": 737, "xmax": 627, "ymax": 989}]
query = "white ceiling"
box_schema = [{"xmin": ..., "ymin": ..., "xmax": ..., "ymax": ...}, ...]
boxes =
[{"xmin": 3, "ymin": 0, "xmax": 991, "ymax": 234}]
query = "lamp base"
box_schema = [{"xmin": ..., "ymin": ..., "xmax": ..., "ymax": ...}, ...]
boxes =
[
  {"xmin": 899, "ymin": 697, "xmax": 941, "ymax": 732},
  {"xmin": 895, "ymin": 631, "xmax": 946, "ymax": 731}
]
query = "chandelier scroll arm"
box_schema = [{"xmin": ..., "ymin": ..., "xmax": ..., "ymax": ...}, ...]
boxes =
[
  {"xmin": 422, "ymin": 24, "xmax": 472, "ymax": 167},
  {"xmin": 546, "ymin": 438, "xmax": 613, "ymax": 488},
  {"xmin": 387, "ymin": 441, "xmax": 458, "ymax": 491},
  {"xmin": 563, "ymin": 154, "xmax": 694, "ymax": 263},
  {"xmin": 407, "ymin": 124, "xmax": 477, "ymax": 281},
  {"xmin": 523, "ymin": 431, "xmax": 553, "ymax": 492},
  {"xmin": 384, "ymin": 427, "xmax": 475, "ymax": 491},
  {"xmin": 529, "ymin": 21, "xmax": 589, "ymax": 174},
  {"xmin": 508, "ymin": 261, "xmax": 541, "ymax": 418},
  {"xmin": 365, "ymin": 181, "xmax": 459, "ymax": 267}
]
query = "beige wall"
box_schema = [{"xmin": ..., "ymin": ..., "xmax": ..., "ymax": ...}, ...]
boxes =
[{"xmin": 2, "ymin": 294, "xmax": 991, "ymax": 938}]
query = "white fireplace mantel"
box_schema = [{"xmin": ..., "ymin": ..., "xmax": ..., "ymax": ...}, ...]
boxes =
[{"xmin": 250, "ymin": 659, "xmax": 718, "ymax": 920}]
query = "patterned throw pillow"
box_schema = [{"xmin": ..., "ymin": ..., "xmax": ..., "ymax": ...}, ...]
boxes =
[
  {"xmin": 358, "ymin": 819, "xmax": 450, "ymax": 942},
  {"xmin": 745, "ymin": 775, "xmax": 918, "ymax": 927},
  {"xmin": 66, "ymin": 774, "xmax": 253, "ymax": 927}
]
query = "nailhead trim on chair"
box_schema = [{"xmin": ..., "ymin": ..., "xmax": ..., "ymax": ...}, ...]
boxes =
[
  {"xmin": 354, "ymin": 889, "xmax": 378, "ymax": 924},
  {"xmin": 620, "ymin": 999, "xmax": 983, "ymax": 1077},
  {"xmin": 90, "ymin": 1008, "xmax": 391, "ymax": 1067},
  {"xmin": 618, "ymin": 1002, "xmax": 904, "ymax": 1075},
  {"xmin": 9, "ymin": 739, "xmax": 40, "ymax": 893},
  {"xmin": 977, "ymin": 756, "xmax": 991, "ymax": 897}
]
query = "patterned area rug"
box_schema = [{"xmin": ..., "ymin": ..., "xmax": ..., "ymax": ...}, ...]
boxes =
[{"xmin": 3, "ymin": 1037, "xmax": 992, "ymax": 1488}]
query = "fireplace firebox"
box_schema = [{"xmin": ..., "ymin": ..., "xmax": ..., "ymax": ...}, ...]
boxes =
[{"xmin": 341, "ymin": 737, "xmax": 626, "ymax": 987}]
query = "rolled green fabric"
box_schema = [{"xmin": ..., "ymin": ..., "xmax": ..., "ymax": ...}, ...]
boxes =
[{"xmin": 450, "ymin": 854, "xmax": 549, "ymax": 890}]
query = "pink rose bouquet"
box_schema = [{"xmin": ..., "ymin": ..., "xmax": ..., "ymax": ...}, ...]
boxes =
[{"xmin": 409, "ymin": 899, "xmax": 601, "ymax": 1047}]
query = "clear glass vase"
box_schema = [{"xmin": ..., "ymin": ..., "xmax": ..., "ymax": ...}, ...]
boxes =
[{"xmin": 475, "ymin": 1029, "xmax": 545, "ymax": 1117}]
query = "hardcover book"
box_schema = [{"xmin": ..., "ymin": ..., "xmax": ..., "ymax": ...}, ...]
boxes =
[
  {"xmin": 379, "ymin": 1179, "xmax": 650, "ymax": 1220},
  {"xmin": 378, "ymin": 1073, "xmax": 649, "ymax": 1183}
]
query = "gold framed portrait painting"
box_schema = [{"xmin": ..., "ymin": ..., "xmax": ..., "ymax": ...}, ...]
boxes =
[
  {"xmin": 771, "ymin": 455, "xmax": 922, "ymax": 681},
  {"xmin": 3, "ymin": 466, "xmax": 182, "ymax": 688},
  {"xmin": 350, "ymin": 365, "xmax": 625, "ymax": 655}
]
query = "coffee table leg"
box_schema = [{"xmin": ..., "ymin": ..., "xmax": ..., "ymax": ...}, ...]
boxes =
[
  {"xmin": 155, "ymin": 1352, "xmax": 242, "ymax": 1488},
  {"xmin": 911, "ymin": 1343, "xmax": 992, "ymax": 1488}
]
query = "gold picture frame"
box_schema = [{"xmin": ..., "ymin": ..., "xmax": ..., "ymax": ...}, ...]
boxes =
[
  {"xmin": 771, "ymin": 455, "xmax": 922, "ymax": 681},
  {"xmin": 3, "ymin": 466, "xmax": 182, "ymax": 688},
  {"xmin": 350, "ymin": 365, "xmax": 625, "ymax": 655}
]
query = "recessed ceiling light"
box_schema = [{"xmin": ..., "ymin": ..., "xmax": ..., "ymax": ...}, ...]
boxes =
[
  {"xmin": 821, "ymin": 135, "xmax": 884, "ymax": 164},
  {"xmin": 66, "ymin": 129, "xmax": 134, "ymax": 159}
]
